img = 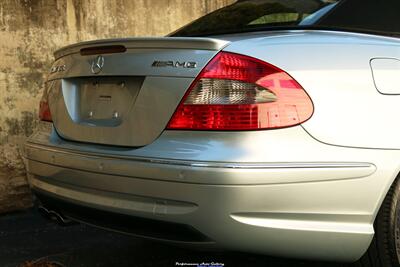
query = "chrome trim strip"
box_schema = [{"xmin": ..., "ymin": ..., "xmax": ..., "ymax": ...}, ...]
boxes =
[{"xmin": 26, "ymin": 142, "xmax": 374, "ymax": 170}]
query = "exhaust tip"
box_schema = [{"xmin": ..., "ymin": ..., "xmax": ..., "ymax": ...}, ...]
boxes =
[{"xmin": 38, "ymin": 205, "xmax": 76, "ymax": 226}]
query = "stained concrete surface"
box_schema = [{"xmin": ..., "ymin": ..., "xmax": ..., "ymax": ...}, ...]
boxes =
[{"xmin": 0, "ymin": 209, "xmax": 345, "ymax": 267}]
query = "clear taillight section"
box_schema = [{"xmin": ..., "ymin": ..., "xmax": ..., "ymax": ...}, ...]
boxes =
[
  {"xmin": 39, "ymin": 82, "xmax": 52, "ymax": 122},
  {"xmin": 185, "ymin": 79, "xmax": 277, "ymax": 105},
  {"xmin": 167, "ymin": 51, "xmax": 313, "ymax": 130}
]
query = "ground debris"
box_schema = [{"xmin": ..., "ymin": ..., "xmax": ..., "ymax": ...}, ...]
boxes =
[{"xmin": 18, "ymin": 258, "xmax": 65, "ymax": 267}]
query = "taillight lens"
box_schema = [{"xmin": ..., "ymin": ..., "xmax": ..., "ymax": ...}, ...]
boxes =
[
  {"xmin": 167, "ymin": 51, "xmax": 313, "ymax": 130},
  {"xmin": 39, "ymin": 82, "xmax": 52, "ymax": 122}
]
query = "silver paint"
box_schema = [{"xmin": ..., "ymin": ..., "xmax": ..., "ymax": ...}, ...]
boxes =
[{"xmin": 25, "ymin": 31, "xmax": 400, "ymax": 262}]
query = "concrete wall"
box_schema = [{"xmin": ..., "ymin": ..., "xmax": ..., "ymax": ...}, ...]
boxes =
[{"xmin": 0, "ymin": 0, "xmax": 234, "ymax": 213}]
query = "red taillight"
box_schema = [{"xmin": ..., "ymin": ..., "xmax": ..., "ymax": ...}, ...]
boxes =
[
  {"xmin": 167, "ymin": 51, "xmax": 313, "ymax": 130},
  {"xmin": 39, "ymin": 83, "xmax": 52, "ymax": 122}
]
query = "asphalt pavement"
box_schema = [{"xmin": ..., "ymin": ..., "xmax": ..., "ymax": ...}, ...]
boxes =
[{"xmin": 0, "ymin": 209, "xmax": 346, "ymax": 267}]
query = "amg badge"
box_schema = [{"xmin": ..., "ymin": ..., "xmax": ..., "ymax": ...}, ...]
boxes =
[{"xmin": 152, "ymin": 61, "xmax": 197, "ymax": 68}]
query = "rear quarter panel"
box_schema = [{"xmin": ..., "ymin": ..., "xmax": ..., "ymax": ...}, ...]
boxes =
[{"xmin": 223, "ymin": 31, "xmax": 400, "ymax": 149}]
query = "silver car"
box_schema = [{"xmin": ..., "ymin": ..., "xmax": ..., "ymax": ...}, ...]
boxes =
[{"xmin": 25, "ymin": 0, "xmax": 400, "ymax": 265}]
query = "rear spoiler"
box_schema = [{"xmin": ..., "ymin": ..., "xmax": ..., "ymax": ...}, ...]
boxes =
[{"xmin": 54, "ymin": 37, "xmax": 230, "ymax": 60}]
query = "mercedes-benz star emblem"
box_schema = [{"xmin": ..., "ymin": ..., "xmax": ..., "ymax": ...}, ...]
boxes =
[{"xmin": 91, "ymin": 55, "xmax": 105, "ymax": 74}]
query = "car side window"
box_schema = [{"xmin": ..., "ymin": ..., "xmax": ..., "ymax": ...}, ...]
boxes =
[{"xmin": 317, "ymin": 0, "xmax": 400, "ymax": 36}]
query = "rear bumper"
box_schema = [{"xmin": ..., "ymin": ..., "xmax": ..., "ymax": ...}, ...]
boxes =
[
  {"xmin": 28, "ymin": 161, "xmax": 374, "ymax": 261},
  {"xmin": 24, "ymin": 125, "xmax": 400, "ymax": 262}
]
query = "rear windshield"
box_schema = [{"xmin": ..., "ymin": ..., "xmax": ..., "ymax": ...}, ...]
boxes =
[{"xmin": 171, "ymin": 0, "xmax": 400, "ymax": 37}]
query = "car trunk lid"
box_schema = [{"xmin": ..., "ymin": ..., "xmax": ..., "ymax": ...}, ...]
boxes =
[{"xmin": 47, "ymin": 37, "xmax": 228, "ymax": 147}]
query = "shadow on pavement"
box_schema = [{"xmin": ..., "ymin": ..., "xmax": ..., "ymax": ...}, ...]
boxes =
[{"xmin": 0, "ymin": 209, "xmax": 347, "ymax": 267}]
